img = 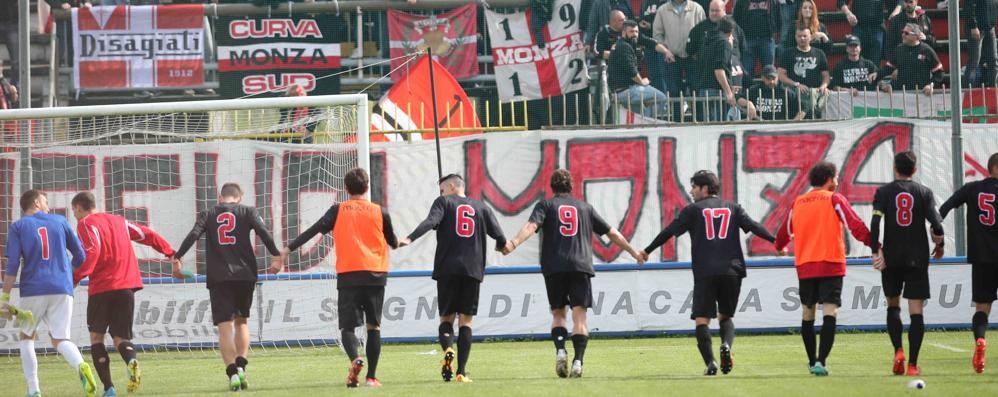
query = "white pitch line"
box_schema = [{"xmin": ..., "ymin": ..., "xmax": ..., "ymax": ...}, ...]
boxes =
[{"xmin": 928, "ymin": 342, "xmax": 967, "ymax": 353}]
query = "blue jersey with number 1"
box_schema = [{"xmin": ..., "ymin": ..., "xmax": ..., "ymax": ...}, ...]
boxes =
[{"xmin": 5, "ymin": 212, "xmax": 86, "ymax": 297}]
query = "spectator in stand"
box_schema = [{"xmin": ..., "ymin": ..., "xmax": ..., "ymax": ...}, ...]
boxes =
[
  {"xmin": 609, "ymin": 20, "xmax": 674, "ymax": 118},
  {"xmin": 831, "ymin": 35, "xmax": 879, "ymax": 95},
  {"xmin": 588, "ymin": 0, "xmax": 637, "ymax": 45},
  {"xmin": 794, "ymin": 0, "xmax": 831, "ymax": 56},
  {"xmin": 46, "ymin": 0, "xmax": 92, "ymax": 67},
  {"xmin": 641, "ymin": 0, "xmax": 670, "ymax": 93},
  {"xmin": 776, "ymin": 0, "xmax": 798, "ymax": 62},
  {"xmin": 593, "ymin": 11, "xmax": 627, "ymax": 60},
  {"xmin": 689, "ymin": 0, "xmax": 747, "ymax": 109},
  {"xmin": 885, "ymin": 0, "xmax": 934, "ymax": 54},
  {"xmin": 0, "ymin": 67, "xmax": 17, "ymax": 110},
  {"xmin": 880, "ymin": 23, "xmax": 943, "ymax": 95},
  {"xmin": 734, "ymin": 0, "xmax": 780, "ymax": 81},
  {"xmin": 1, "ymin": 0, "xmax": 19, "ymax": 86},
  {"xmin": 738, "ymin": 65, "xmax": 805, "ymax": 120},
  {"xmin": 698, "ymin": 16, "xmax": 738, "ymax": 121},
  {"xmin": 653, "ymin": 0, "xmax": 706, "ymax": 122},
  {"xmin": 778, "ymin": 27, "xmax": 829, "ymax": 119},
  {"xmin": 839, "ymin": 0, "xmax": 895, "ymax": 64},
  {"xmin": 531, "ymin": 0, "xmax": 555, "ymax": 49},
  {"xmin": 965, "ymin": 0, "xmax": 997, "ymax": 87}
]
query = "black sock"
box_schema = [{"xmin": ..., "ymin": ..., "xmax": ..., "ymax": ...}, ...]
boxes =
[
  {"xmin": 226, "ymin": 363, "xmax": 238, "ymax": 378},
  {"xmin": 973, "ymin": 311, "xmax": 989, "ymax": 340},
  {"xmin": 719, "ymin": 318, "xmax": 735, "ymax": 347},
  {"xmin": 695, "ymin": 324, "xmax": 715, "ymax": 365},
  {"xmin": 366, "ymin": 330, "xmax": 381, "ymax": 379},
  {"xmin": 235, "ymin": 356, "xmax": 248, "ymax": 370},
  {"xmin": 457, "ymin": 326, "xmax": 472, "ymax": 375},
  {"xmin": 117, "ymin": 341, "xmax": 137, "ymax": 364},
  {"xmin": 571, "ymin": 334, "xmax": 588, "ymax": 365},
  {"xmin": 439, "ymin": 322, "xmax": 454, "ymax": 351},
  {"xmin": 887, "ymin": 306, "xmax": 903, "ymax": 350},
  {"xmin": 801, "ymin": 320, "xmax": 817, "ymax": 366},
  {"xmin": 909, "ymin": 314, "xmax": 924, "ymax": 365},
  {"xmin": 91, "ymin": 343, "xmax": 114, "ymax": 390},
  {"xmin": 341, "ymin": 329, "xmax": 359, "ymax": 361},
  {"xmin": 552, "ymin": 327, "xmax": 568, "ymax": 352},
  {"xmin": 818, "ymin": 315, "xmax": 837, "ymax": 365}
]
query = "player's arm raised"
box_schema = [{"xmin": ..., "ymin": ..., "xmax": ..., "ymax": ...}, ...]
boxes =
[
  {"xmin": 401, "ymin": 196, "xmax": 446, "ymax": 247},
  {"xmin": 283, "ymin": 205, "xmax": 338, "ymax": 257}
]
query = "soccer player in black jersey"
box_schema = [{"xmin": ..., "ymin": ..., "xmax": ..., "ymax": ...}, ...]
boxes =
[
  {"xmin": 505, "ymin": 169, "xmax": 644, "ymax": 378},
  {"xmin": 171, "ymin": 183, "xmax": 283, "ymax": 391},
  {"xmin": 638, "ymin": 170, "xmax": 775, "ymax": 376},
  {"xmin": 939, "ymin": 152, "xmax": 998, "ymax": 374},
  {"xmin": 400, "ymin": 174, "xmax": 510, "ymax": 383},
  {"xmin": 869, "ymin": 152, "xmax": 944, "ymax": 377}
]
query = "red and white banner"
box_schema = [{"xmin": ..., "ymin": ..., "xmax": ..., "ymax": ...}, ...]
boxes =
[
  {"xmin": 388, "ymin": 4, "xmax": 478, "ymax": 81},
  {"xmin": 485, "ymin": 0, "xmax": 588, "ymax": 101},
  {"xmin": 72, "ymin": 5, "xmax": 205, "ymax": 89}
]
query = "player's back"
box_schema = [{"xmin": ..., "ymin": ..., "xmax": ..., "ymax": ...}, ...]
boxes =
[
  {"xmin": 79, "ymin": 213, "xmax": 142, "ymax": 280},
  {"xmin": 952, "ymin": 177, "xmax": 998, "ymax": 263},
  {"xmin": 790, "ymin": 189, "xmax": 846, "ymax": 264},
  {"xmin": 201, "ymin": 203, "xmax": 265, "ymax": 284},
  {"xmin": 531, "ymin": 194, "xmax": 611, "ymax": 275},
  {"xmin": 874, "ymin": 180, "xmax": 940, "ymax": 267},
  {"xmin": 685, "ymin": 197, "xmax": 751, "ymax": 278},
  {"xmin": 431, "ymin": 195, "xmax": 504, "ymax": 281},
  {"xmin": 6, "ymin": 212, "xmax": 82, "ymax": 297}
]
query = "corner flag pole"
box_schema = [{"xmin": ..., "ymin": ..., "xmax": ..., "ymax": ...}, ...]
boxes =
[{"xmin": 427, "ymin": 48, "xmax": 444, "ymax": 180}]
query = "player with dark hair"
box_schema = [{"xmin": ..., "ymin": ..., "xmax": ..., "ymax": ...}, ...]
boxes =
[
  {"xmin": 2, "ymin": 190, "xmax": 95, "ymax": 397},
  {"xmin": 282, "ymin": 168, "xmax": 401, "ymax": 388},
  {"xmin": 505, "ymin": 169, "xmax": 644, "ymax": 378},
  {"xmin": 776, "ymin": 161, "xmax": 872, "ymax": 376},
  {"xmin": 400, "ymin": 173, "xmax": 510, "ymax": 383},
  {"xmin": 939, "ymin": 152, "xmax": 998, "ymax": 374},
  {"xmin": 868, "ymin": 151, "xmax": 944, "ymax": 376},
  {"xmin": 71, "ymin": 191, "xmax": 176, "ymax": 396},
  {"xmin": 639, "ymin": 170, "xmax": 776, "ymax": 375},
  {"xmin": 172, "ymin": 182, "xmax": 283, "ymax": 391}
]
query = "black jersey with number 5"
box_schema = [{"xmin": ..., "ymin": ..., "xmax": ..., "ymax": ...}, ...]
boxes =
[
  {"xmin": 407, "ymin": 195, "xmax": 507, "ymax": 281},
  {"xmin": 871, "ymin": 180, "xmax": 943, "ymax": 268},
  {"xmin": 528, "ymin": 194, "xmax": 612, "ymax": 275},
  {"xmin": 939, "ymin": 177, "xmax": 998, "ymax": 264},
  {"xmin": 643, "ymin": 197, "xmax": 775, "ymax": 278},
  {"xmin": 174, "ymin": 203, "xmax": 281, "ymax": 286}
]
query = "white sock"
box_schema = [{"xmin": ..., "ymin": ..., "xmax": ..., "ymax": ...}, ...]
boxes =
[
  {"xmin": 20, "ymin": 339, "xmax": 40, "ymax": 394},
  {"xmin": 56, "ymin": 340, "xmax": 85, "ymax": 369}
]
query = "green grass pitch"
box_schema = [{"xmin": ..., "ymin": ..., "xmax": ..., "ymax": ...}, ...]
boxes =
[{"xmin": 2, "ymin": 331, "xmax": 996, "ymax": 396}]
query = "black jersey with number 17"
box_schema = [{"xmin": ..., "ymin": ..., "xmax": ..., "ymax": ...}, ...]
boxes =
[
  {"xmin": 528, "ymin": 194, "xmax": 612, "ymax": 276},
  {"xmin": 871, "ymin": 180, "xmax": 943, "ymax": 268},
  {"xmin": 407, "ymin": 195, "xmax": 507, "ymax": 281},
  {"xmin": 174, "ymin": 203, "xmax": 281, "ymax": 287},
  {"xmin": 939, "ymin": 177, "xmax": 998, "ymax": 264}
]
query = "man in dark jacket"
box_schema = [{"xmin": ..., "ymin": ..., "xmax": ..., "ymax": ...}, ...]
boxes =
[
  {"xmin": 839, "ymin": 0, "xmax": 896, "ymax": 64},
  {"xmin": 734, "ymin": 0, "xmax": 780, "ymax": 81},
  {"xmin": 880, "ymin": 23, "xmax": 944, "ymax": 95},
  {"xmin": 886, "ymin": 0, "xmax": 935, "ymax": 54},
  {"xmin": 965, "ymin": 0, "xmax": 997, "ymax": 86}
]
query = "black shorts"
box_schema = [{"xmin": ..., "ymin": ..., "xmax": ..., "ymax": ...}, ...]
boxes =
[
  {"xmin": 691, "ymin": 275, "xmax": 742, "ymax": 320},
  {"xmin": 544, "ymin": 272, "xmax": 593, "ymax": 310},
  {"xmin": 437, "ymin": 275, "xmax": 481, "ymax": 316},
  {"xmin": 881, "ymin": 265, "xmax": 930, "ymax": 300},
  {"xmin": 208, "ymin": 281, "xmax": 256, "ymax": 326},
  {"xmin": 972, "ymin": 262, "xmax": 998, "ymax": 303},
  {"xmin": 799, "ymin": 276, "xmax": 844, "ymax": 307},
  {"xmin": 338, "ymin": 286, "xmax": 385, "ymax": 329},
  {"xmin": 87, "ymin": 289, "xmax": 135, "ymax": 339}
]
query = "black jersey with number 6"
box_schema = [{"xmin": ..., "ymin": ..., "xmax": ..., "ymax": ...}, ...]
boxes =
[
  {"xmin": 871, "ymin": 180, "xmax": 944, "ymax": 268},
  {"xmin": 528, "ymin": 194, "xmax": 612, "ymax": 276},
  {"xmin": 174, "ymin": 203, "xmax": 281, "ymax": 287},
  {"xmin": 407, "ymin": 195, "xmax": 507, "ymax": 281},
  {"xmin": 939, "ymin": 177, "xmax": 998, "ymax": 264},
  {"xmin": 643, "ymin": 197, "xmax": 775, "ymax": 278}
]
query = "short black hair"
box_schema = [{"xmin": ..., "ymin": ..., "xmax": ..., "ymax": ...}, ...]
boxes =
[
  {"xmin": 20, "ymin": 189, "xmax": 45, "ymax": 212},
  {"xmin": 71, "ymin": 191, "xmax": 97, "ymax": 211},
  {"xmin": 717, "ymin": 16, "xmax": 735, "ymax": 34},
  {"xmin": 808, "ymin": 161, "xmax": 838, "ymax": 187},
  {"xmin": 894, "ymin": 151, "xmax": 917, "ymax": 177},
  {"xmin": 220, "ymin": 183, "xmax": 243, "ymax": 199},
  {"xmin": 344, "ymin": 168, "xmax": 370, "ymax": 195},
  {"xmin": 989, "ymin": 152, "xmax": 998, "ymax": 174},
  {"xmin": 550, "ymin": 169, "xmax": 574, "ymax": 194},
  {"xmin": 691, "ymin": 170, "xmax": 720, "ymax": 195},
  {"xmin": 622, "ymin": 20, "xmax": 639, "ymax": 29}
]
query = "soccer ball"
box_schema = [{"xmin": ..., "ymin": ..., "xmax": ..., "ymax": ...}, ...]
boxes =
[{"xmin": 907, "ymin": 379, "xmax": 926, "ymax": 390}]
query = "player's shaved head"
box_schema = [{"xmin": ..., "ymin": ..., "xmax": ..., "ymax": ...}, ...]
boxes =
[
  {"xmin": 894, "ymin": 151, "xmax": 917, "ymax": 177},
  {"xmin": 220, "ymin": 183, "xmax": 243, "ymax": 199},
  {"xmin": 20, "ymin": 189, "xmax": 45, "ymax": 212},
  {"xmin": 808, "ymin": 161, "xmax": 838, "ymax": 187},
  {"xmin": 550, "ymin": 169, "xmax": 573, "ymax": 194},
  {"xmin": 989, "ymin": 152, "xmax": 998, "ymax": 176},
  {"xmin": 71, "ymin": 191, "xmax": 97, "ymax": 211},
  {"xmin": 439, "ymin": 173, "xmax": 465, "ymax": 187},
  {"xmin": 344, "ymin": 168, "xmax": 370, "ymax": 195},
  {"xmin": 691, "ymin": 170, "xmax": 721, "ymax": 195}
]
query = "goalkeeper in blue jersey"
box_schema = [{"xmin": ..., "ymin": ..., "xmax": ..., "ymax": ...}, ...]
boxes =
[{"xmin": 2, "ymin": 190, "xmax": 96, "ymax": 397}]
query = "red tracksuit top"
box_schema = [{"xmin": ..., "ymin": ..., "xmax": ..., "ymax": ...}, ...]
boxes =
[{"xmin": 73, "ymin": 212, "xmax": 175, "ymax": 295}]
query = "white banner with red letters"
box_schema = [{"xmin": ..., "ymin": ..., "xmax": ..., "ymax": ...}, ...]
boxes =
[
  {"xmin": 72, "ymin": 5, "xmax": 205, "ymax": 90},
  {"xmin": 485, "ymin": 0, "xmax": 588, "ymax": 101}
]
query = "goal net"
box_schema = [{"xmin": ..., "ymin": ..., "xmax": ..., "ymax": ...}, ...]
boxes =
[{"xmin": 0, "ymin": 94, "xmax": 370, "ymax": 355}]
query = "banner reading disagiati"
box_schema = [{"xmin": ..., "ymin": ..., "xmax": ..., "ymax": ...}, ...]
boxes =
[{"xmin": 0, "ymin": 262, "xmax": 977, "ymax": 349}]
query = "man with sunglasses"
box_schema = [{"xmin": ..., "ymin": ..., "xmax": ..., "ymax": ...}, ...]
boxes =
[{"xmin": 880, "ymin": 23, "xmax": 943, "ymax": 96}]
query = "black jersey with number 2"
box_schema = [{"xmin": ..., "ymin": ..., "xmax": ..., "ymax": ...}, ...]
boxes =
[
  {"xmin": 407, "ymin": 195, "xmax": 507, "ymax": 281},
  {"xmin": 528, "ymin": 194, "xmax": 612, "ymax": 276},
  {"xmin": 174, "ymin": 203, "xmax": 281, "ymax": 286},
  {"xmin": 644, "ymin": 197, "xmax": 775, "ymax": 278},
  {"xmin": 939, "ymin": 177, "xmax": 998, "ymax": 264},
  {"xmin": 871, "ymin": 180, "xmax": 944, "ymax": 268}
]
